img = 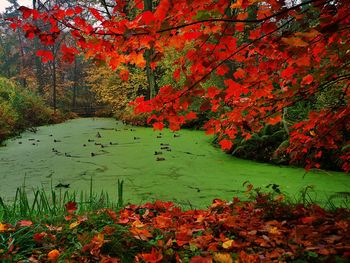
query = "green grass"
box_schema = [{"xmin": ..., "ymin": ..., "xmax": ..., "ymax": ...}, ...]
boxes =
[{"xmin": 0, "ymin": 178, "xmax": 124, "ymax": 224}]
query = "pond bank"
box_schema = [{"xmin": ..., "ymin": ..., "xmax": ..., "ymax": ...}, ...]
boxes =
[{"xmin": 0, "ymin": 118, "xmax": 349, "ymax": 208}]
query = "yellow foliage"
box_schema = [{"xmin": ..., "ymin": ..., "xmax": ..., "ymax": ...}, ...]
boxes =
[{"xmin": 86, "ymin": 65, "xmax": 147, "ymax": 115}]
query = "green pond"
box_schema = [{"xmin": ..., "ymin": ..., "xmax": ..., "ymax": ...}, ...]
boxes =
[{"xmin": 0, "ymin": 118, "xmax": 349, "ymax": 208}]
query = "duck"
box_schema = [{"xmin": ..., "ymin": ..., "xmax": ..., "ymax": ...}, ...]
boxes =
[
  {"xmin": 156, "ymin": 135, "xmax": 162, "ymax": 138},
  {"xmin": 173, "ymin": 134, "xmax": 180, "ymax": 138},
  {"xmin": 156, "ymin": 157, "xmax": 165, "ymax": 161},
  {"xmin": 154, "ymin": 151, "xmax": 163, "ymax": 155},
  {"xmin": 55, "ymin": 183, "xmax": 70, "ymax": 188},
  {"xmin": 91, "ymin": 152, "xmax": 96, "ymax": 157},
  {"xmin": 160, "ymin": 143, "xmax": 170, "ymax": 146},
  {"xmin": 134, "ymin": 136, "xmax": 140, "ymax": 140},
  {"xmin": 54, "ymin": 139, "xmax": 61, "ymax": 143},
  {"xmin": 64, "ymin": 153, "xmax": 72, "ymax": 157},
  {"xmin": 83, "ymin": 144, "xmax": 87, "ymax": 147},
  {"xmin": 88, "ymin": 139, "xmax": 94, "ymax": 142},
  {"xmin": 96, "ymin": 132, "xmax": 102, "ymax": 138},
  {"xmin": 160, "ymin": 146, "xmax": 170, "ymax": 150}
]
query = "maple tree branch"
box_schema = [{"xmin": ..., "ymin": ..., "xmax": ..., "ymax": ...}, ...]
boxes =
[
  {"xmin": 161, "ymin": 16, "xmax": 296, "ymax": 106},
  {"xmin": 48, "ymin": 0, "xmax": 330, "ymax": 39},
  {"xmin": 99, "ymin": 0, "xmax": 112, "ymax": 19},
  {"xmin": 156, "ymin": 0, "xmax": 328, "ymax": 34}
]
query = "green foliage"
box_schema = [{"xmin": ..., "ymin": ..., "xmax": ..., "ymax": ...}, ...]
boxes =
[
  {"xmin": 0, "ymin": 77, "xmax": 60, "ymax": 142},
  {"xmin": 231, "ymin": 123, "xmax": 289, "ymax": 164}
]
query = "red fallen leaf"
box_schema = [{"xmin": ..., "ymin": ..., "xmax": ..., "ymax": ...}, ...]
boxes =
[
  {"xmin": 65, "ymin": 215, "xmax": 73, "ymax": 221},
  {"xmin": 323, "ymin": 235, "xmax": 342, "ymax": 244},
  {"xmin": 154, "ymin": 215, "xmax": 173, "ymax": 229},
  {"xmin": 102, "ymin": 226, "xmax": 116, "ymax": 235},
  {"xmin": 175, "ymin": 229, "xmax": 193, "ymax": 246},
  {"xmin": 106, "ymin": 209, "xmax": 118, "ymax": 222},
  {"xmin": 238, "ymin": 251, "xmax": 260, "ymax": 262},
  {"xmin": 189, "ymin": 255, "xmax": 213, "ymax": 263},
  {"xmin": 36, "ymin": 50, "xmax": 54, "ymax": 63},
  {"xmin": 100, "ymin": 257, "xmax": 121, "ymax": 263},
  {"xmin": 211, "ymin": 198, "xmax": 225, "ymax": 208},
  {"xmin": 17, "ymin": 220, "xmax": 33, "ymax": 227},
  {"xmin": 33, "ymin": 232, "xmax": 47, "ymax": 242},
  {"xmin": 301, "ymin": 216, "xmax": 316, "ymax": 224},
  {"xmin": 138, "ymin": 247, "xmax": 163, "ymax": 263},
  {"xmin": 65, "ymin": 201, "xmax": 77, "ymax": 214},
  {"xmin": 47, "ymin": 249, "xmax": 60, "ymax": 261}
]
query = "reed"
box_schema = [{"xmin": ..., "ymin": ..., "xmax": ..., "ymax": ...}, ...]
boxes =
[{"xmin": 0, "ymin": 179, "xmax": 125, "ymax": 223}]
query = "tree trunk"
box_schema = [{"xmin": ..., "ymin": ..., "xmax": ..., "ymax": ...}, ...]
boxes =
[
  {"xmin": 144, "ymin": 0, "xmax": 156, "ymax": 99},
  {"xmin": 33, "ymin": 0, "xmax": 45, "ymax": 95},
  {"xmin": 72, "ymin": 58, "xmax": 77, "ymax": 110},
  {"xmin": 51, "ymin": 55, "xmax": 57, "ymax": 113},
  {"xmin": 17, "ymin": 31, "xmax": 27, "ymax": 88}
]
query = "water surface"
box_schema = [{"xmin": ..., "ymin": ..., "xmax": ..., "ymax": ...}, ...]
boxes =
[{"xmin": 0, "ymin": 118, "xmax": 349, "ymax": 208}]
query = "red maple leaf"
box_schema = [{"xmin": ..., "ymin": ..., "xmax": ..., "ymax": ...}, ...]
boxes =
[
  {"xmin": 36, "ymin": 50, "xmax": 54, "ymax": 63},
  {"xmin": 219, "ymin": 139, "xmax": 233, "ymax": 151},
  {"xmin": 301, "ymin": 74, "xmax": 314, "ymax": 86},
  {"xmin": 65, "ymin": 201, "xmax": 77, "ymax": 214}
]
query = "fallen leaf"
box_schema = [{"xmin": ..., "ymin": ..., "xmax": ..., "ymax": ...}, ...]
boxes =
[{"xmin": 48, "ymin": 249, "xmax": 60, "ymax": 261}]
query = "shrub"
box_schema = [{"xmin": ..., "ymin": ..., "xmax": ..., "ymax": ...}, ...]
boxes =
[{"xmin": 0, "ymin": 77, "xmax": 63, "ymax": 142}]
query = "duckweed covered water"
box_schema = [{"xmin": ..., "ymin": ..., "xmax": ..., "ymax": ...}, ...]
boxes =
[{"xmin": 0, "ymin": 118, "xmax": 349, "ymax": 208}]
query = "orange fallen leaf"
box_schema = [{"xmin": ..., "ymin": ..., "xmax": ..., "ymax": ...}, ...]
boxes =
[
  {"xmin": 18, "ymin": 220, "xmax": 33, "ymax": 227},
  {"xmin": 0, "ymin": 223, "xmax": 7, "ymax": 232},
  {"xmin": 48, "ymin": 249, "xmax": 60, "ymax": 261},
  {"xmin": 69, "ymin": 221, "xmax": 81, "ymax": 229},
  {"xmin": 213, "ymin": 253, "xmax": 233, "ymax": 263}
]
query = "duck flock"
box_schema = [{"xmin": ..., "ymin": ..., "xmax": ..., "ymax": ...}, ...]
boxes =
[{"xmin": 13, "ymin": 124, "xmax": 182, "ymax": 189}]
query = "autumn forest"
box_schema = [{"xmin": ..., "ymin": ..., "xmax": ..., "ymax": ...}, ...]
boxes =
[{"xmin": 0, "ymin": 0, "xmax": 349, "ymax": 262}]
